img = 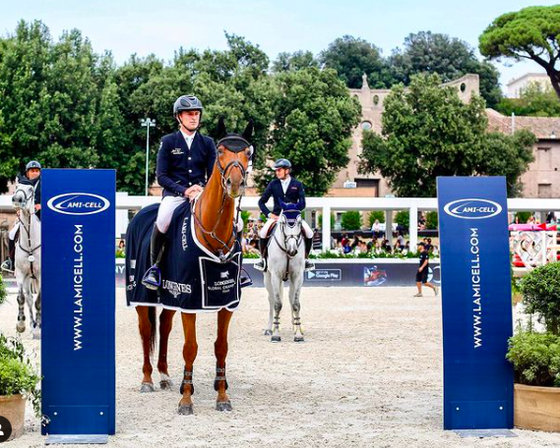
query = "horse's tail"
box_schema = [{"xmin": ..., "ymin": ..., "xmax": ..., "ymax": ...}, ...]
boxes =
[{"xmin": 148, "ymin": 306, "xmax": 157, "ymax": 356}]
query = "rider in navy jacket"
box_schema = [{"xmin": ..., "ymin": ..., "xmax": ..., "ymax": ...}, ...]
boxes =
[
  {"xmin": 142, "ymin": 95, "xmax": 217, "ymax": 290},
  {"xmin": 255, "ymin": 158, "xmax": 315, "ymax": 272},
  {"xmin": 157, "ymin": 131, "xmax": 216, "ymax": 198},
  {"xmin": 258, "ymin": 177, "xmax": 305, "ymax": 217}
]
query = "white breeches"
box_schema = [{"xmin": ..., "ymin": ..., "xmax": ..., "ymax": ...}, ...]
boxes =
[
  {"xmin": 156, "ymin": 196, "xmax": 187, "ymax": 233},
  {"xmin": 259, "ymin": 218, "xmax": 313, "ymax": 239}
]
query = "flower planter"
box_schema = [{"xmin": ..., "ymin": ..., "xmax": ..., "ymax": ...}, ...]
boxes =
[
  {"xmin": 0, "ymin": 394, "xmax": 25, "ymax": 440},
  {"xmin": 515, "ymin": 383, "xmax": 560, "ymax": 432}
]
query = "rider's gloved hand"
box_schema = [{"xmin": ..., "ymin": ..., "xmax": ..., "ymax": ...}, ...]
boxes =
[{"xmin": 184, "ymin": 185, "xmax": 203, "ymax": 202}]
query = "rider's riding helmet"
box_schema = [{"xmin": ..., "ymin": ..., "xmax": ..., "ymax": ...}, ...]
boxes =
[
  {"xmin": 173, "ymin": 95, "xmax": 203, "ymax": 117},
  {"xmin": 273, "ymin": 158, "xmax": 292, "ymax": 170},
  {"xmin": 25, "ymin": 161, "xmax": 42, "ymax": 171}
]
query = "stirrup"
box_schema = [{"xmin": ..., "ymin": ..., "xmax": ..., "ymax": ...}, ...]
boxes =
[
  {"xmin": 240, "ymin": 269, "xmax": 253, "ymax": 288},
  {"xmin": 1, "ymin": 259, "xmax": 13, "ymax": 273},
  {"xmin": 141, "ymin": 265, "xmax": 161, "ymax": 290},
  {"xmin": 254, "ymin": 259, "xmax": 267, "ymax": 272}
]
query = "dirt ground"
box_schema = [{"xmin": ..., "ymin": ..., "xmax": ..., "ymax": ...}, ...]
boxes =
[{"xmin": 1, "ymin": 286, "xmax": 559, "ymax": 448}]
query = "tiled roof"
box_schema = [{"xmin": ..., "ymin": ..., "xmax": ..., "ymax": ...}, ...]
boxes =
[{"xmin": 486, "ymin": 109, "xmax": 560, "ymax": 140}]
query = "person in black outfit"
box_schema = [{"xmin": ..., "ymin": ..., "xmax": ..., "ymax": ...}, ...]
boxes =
[
  {"xmin": 414, "ymin": 242, "xmax": 438, "ymax": 297},
  {"xmin": 1, "ymin": 161, "xmax": 42, "ymax": 272},
  {"xmin": 255, "ymin": 158, "xmax": 314, "ymax": 272}
]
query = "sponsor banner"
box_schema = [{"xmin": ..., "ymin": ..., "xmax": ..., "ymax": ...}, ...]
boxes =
[
  {"xmin": 306, "ymin": 269, "xmax": 342, "ymax": 281},
  {"xmin": 437, "ymin": 177, "xmax": 513, "ymax": 430},
  {"xmin": 42, "ymin": 169, "xmax": 116, "ymax": 436}
]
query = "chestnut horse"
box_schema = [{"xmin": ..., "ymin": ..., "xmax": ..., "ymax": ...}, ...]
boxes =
[{"xmin": 134, "ymin": 119, "xmax": 253, "ymax": 415}]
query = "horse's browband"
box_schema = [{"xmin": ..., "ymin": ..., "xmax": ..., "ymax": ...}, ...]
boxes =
[{"xmin": 217, "ymin": 135, "xmax": 251, "ymax": 153}]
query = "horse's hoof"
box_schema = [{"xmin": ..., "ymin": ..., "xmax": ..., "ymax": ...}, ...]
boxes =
[
  {"xmin": 271, "ymin": 335, "xmax": 281, "ymax": 343},
  {"xmin": 294, "ymin": 336, "xmax": 305, "ymax": 343},
  {"xmin": 216, "ymin": 401, "xmax": 232, "ymax": 412},
  {"xmin": 140, "ymin": 382, "xmax": 155, "ymax": 393},
  {"xmin": 178, "ymin": 404, "xmax": 194, "ymax": 415},
  {"xmin": 16, "ymin": 322, "xmax": 25, "ymax": 333},
  {"xmin": 263, "ymin": 329, "xmax": 272, "ymax": 336},
  {"xmin": 160, "ymin": 379, "xmax": 173, "ymax": 390}
]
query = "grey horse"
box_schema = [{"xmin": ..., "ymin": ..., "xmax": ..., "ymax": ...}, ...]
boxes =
[
  {"xmin": 263, "ymin": 206, "xmax": 305, "ymax": 343},
  {"xmin": 12, "ymin": 182, "xmax": 41, "ymax": 338}
]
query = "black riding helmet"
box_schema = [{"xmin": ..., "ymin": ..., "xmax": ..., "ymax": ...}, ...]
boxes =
[{"xmin": 173, "ymin": 95, "xmax": 203, "ymax": 129}]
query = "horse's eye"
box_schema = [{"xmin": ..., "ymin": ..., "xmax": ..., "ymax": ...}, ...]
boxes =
[{"xmin": 246, "ymin": 146, "xmax": 253, "ymax": 158}]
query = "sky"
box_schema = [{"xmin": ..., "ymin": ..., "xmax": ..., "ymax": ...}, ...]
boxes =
[{"xmin": 1, "ymin": 0, "xmax": 558, "ymax": 90}]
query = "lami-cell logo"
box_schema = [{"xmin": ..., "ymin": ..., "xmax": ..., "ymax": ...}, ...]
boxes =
[
  {"xmin": 47, "ymin": 193, "xmax": 110, "ymax": 216},
  {"xmin": 443, "ymin": 198, "xmax": 502, "ymax": 220}
]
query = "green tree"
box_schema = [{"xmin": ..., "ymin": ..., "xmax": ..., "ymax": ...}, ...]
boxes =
[
  {"xmin": 341, "ymin": 211, "xmax": 362, "ymax": 230},
  {"xmin": 395, "ymin": 211, "xmax": 410, "ymax": 230},
  {"xmin": 358, "ymin": 74, "xmax": 535, "ymax": 197},
  {"xmin": 425, "ymin": 211, "xmax": 438, "ymax": 229},
  {"xmin": 0, "ymin": 21, "xmax": 110, "ymax": 191},
  {"xmin": 263, "ymin": 67, "xmax": 361, "ymax": 196},
  {"xmin": 272, "ymin": 51, "xmax": 318, "ymax": 73},
  {"xmin": 319, "ymin": 35, "xmax": 395, "ymax": 89},
  {"xmin": 495, "ymin": 83, "xmax": 560, "ymax": 117},
  {"xmin": 479, "ymin": 5, "xmax": 560, "ymax": 101},
  {"xmin": 390, "ymin": 31, "xmax": 502, "ymax": 108}
]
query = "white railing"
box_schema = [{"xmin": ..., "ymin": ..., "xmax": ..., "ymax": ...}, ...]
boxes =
[{"xmin": 1, "ymin": 193, "xmax": 559, "ymax": 251}]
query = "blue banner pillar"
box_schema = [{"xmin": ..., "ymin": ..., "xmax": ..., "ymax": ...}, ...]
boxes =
[
  {"xmin": 41, "ymin": 169, "xmax": 116, "ymax": 437},
  {"xmin": 437, "ymin": 176, "xmax": 513, "ymax": 430}
]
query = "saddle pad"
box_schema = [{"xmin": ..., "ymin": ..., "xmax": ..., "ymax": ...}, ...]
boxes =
[{"xmin": 126, "ymin": 202, "xmax": 242, "ymax": 313}]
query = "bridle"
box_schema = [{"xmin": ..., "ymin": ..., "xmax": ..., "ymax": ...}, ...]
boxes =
[
  {"xmin": 13, "ymin": 184, "xmax": 41, "ymax": 278},
  {"xmin": 193, "ymin": 135, "xmax": 253, "ymax": 262},
  {"xmin": 273, "ymin": 211, "xmax": 303, "ymax": 258}
]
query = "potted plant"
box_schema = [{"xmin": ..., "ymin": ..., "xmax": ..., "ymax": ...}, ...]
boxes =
[
  {"xmin": 0, "ymin": 334, "xmax": 41, "ymax": 441},
  {"xmin": 507, "ymin": 261, "xmax": 560, "ymax": 432}
]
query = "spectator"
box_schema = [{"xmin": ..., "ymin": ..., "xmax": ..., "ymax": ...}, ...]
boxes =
[{"xmin": 371, "ymin": 219, "xmax": 382, "ymax": 239}]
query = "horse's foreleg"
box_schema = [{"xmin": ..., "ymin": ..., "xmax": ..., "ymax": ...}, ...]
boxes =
[
  {"xmin": 32, "ymin": 289, "xmax": 41, "ymax": 340},
  {"xmin": 178, "ymin": 313, "xmax": 197, "ymax": 415},
  {"xmin": 214, "ymin": 308, "xmax": 233, "ymax": 411},
  {"xmin": 16, "ymin": 286, "xmax": 25, "ymax": 333},
  {"xmin": 271, "ymin": 274, "xmax": 283, "ymax": 343},
  {"xmin": 136, "ymin": 306, "xmax": 155, "ymax": 392},
  {"xmin": 158, "ymin": 308, "xmax": 175, "ymax": 390},
  {"xmin": 24, "ymin": 281, "xmax": 36, "ymax": 330},
  {"xmin": 289, "ymin": 273, "xmax": 304, "ymax": 343},
  {"xmin": 263, "ymin": 272, "xmax": 273, "ymax": 336}
]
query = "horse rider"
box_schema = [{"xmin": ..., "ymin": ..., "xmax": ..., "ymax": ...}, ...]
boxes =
[
  {"xmin": 1, "ymin": 161, "xmax": 42, "ymax": 272},
  {"xmin": 254, "ymin": 158, "xmax": 315, "ymax": 272},
  {"xmin": 141, "ymin": 95, "xmax": 217, "ymax": 290}
]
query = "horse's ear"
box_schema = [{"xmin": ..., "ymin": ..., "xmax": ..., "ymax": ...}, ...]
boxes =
[
  {"xmin": 242, "ymin": 119, "xmax": 254, "ymax": 142},
  {"xmin": 217, "ymin": 117, "xmax": 227, "ymax": 139}
]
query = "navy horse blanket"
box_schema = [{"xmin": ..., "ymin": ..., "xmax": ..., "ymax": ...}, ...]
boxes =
[{"xmin": 125, "ymin": 202, "xmax": 242, "ymax": 313}]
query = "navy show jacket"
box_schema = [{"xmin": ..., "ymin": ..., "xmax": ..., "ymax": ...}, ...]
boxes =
[
  {"xmin": 258, "ymin": 177, "xmax": 306, "ymax": 217},
  {"xmin": 156, "ymin": 131, "xmax": 216, "ymax": 198}
]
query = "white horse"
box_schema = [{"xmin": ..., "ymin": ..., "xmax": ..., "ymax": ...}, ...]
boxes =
[
  {"xmin": 12, "ymin": 182, "xmax": 41, "ymax": 338},
  {"xmin": 263, "ymin": 205, "xmax": 305, "ymax": 343}
]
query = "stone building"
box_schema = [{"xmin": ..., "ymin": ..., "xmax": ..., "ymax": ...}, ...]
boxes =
[{"xmin": 507, "ymin": 73, "xmax": 552, "ymax": 99}]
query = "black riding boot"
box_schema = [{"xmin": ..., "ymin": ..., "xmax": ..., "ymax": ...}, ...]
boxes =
[
  {"xmin": 254, "ymin": 237, "xmax": 270, "ymax": 272},
  {"xmin": 304, "ymin": 237, "xmax": 315, "ymax": 271},
  {"xmin": 141, "ymin": 224, "xmax": 166, "ymax": 290}
]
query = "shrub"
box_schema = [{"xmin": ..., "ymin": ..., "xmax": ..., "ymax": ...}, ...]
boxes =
[
  {"xmin": 515, "ymin": 211, "xmax": 532, "ymax": 223},
  {"xmin": 368, "ymin": 211, "xmax": 385, "ymax": 227},
  {"xmin": 317, "ymin": 212, "xmax": 335, "ymax": 230},
  {"xmin": 425, "ymin": 211, "xmax": 438, "ymax": 229},
  {"xmin": 0, "ymin": 334, "xmax": 41, "ymax": 415},
  {"xmin": 520, "ymin": 262, "xmax": 560, "ymax": 335},
  {"xmin": 395, "ymin": 210, "xmax": 409, "ymax": 230},
  {"xmin": 507, "ymin": 331, "xmax": 560, "ymax": 387},
  {"xmin": 341, "ymin": 211, "xmax": 362, "ymax": 230}
]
